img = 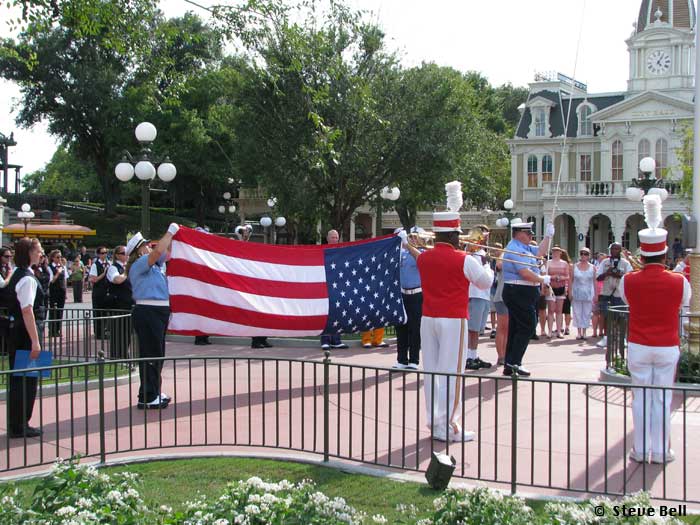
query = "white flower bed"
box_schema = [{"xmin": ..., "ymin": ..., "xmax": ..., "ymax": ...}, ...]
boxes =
[{"xmin": 0, "ymin": 461, "xmax": 686, "ymax": 525}]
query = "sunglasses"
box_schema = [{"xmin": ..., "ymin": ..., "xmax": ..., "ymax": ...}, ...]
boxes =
[
  {"xmin": 99, "ymin": 251, "xmax": 107, "ymax": 255},
  {"xmin": 115, "ymin": 251, "xmax": 126, "ymax": 255},
  {"xmin": 1, "ymin": 255, "xmax": 9, "ymax": 258},
  {"xmin": 580, "ymin": 252, "xmax": 589, "ymax": 256}
]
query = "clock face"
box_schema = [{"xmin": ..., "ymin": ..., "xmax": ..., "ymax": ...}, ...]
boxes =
[{"xmin": 646, "ymin": 50, "xmax": 671, "ymax": 75}]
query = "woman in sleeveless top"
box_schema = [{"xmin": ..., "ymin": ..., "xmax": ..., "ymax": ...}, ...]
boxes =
[
  {"xmin": 569, "ymin": 247, "xmax": 596, "ymax": 340},
  {"xmin": 547, "ymin": 246, "xmax": 570, "ymax": 338}
]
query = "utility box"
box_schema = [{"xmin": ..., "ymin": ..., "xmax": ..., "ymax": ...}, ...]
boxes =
[{"xmin": 425, "ymin": 452, "xmax": 456, "ymax": 490}]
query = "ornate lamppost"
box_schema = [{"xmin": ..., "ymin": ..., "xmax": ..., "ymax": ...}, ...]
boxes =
[
  {"xmin": 495, "ymin": 199, "xmax": 515, "ymax": 241},
  {"xmin": 260, "ymin": 197, "xmax": 286, "ymax": 244},
  {"xmin": 376, "ymin": 186, "xmax": 400, "ymax": 235},
  {"xmin": 17, "ymin": 203, "xmax": 34, "ymax": 236},
  {"xmin": 218, "ymin": 191, "xmax": 237, "ymax": 234},
  {"xmin": 626, "ymin": 157, "xmax": 667, "ymax": 199},
  {"xmin": 114, "ymin": 122, "xmax": 176, "ymax": 238}
]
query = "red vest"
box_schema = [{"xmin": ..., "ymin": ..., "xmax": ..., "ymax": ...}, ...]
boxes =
[
  {"xmin": 624, "ymin": 265, "xmax": 684, "ymax": 346},
  {"xmin": 417, "ymin": 243, "xmax": 470, "ymax": 318}
]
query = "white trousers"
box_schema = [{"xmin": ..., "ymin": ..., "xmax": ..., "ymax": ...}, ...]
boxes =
[
  {"xmin": 627, "ymin": 343, "xmax": 679, "ymax": 456},
  {"xmin": 421, "ymin": 316, "xmax": 468, "ymax": 432}
]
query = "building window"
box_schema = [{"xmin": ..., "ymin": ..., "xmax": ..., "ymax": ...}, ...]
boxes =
[
  {"xmin": 655, "ymin": 138, "xmax": 668, "ymax": 178},
  {"xmin": 637, "ymin": 138, "xmax": 650, "ymax": 166},
  {"xmin": 527, "ymin": 155, "xmax": 538, "ymax": 187},
  {"xmin": 542, "ymin": 155, "xmax": 553, "ymax": 183},
  {"xmin": 579, "ymin": 105, "xmax": 593, "ymax": 136},
  {"xmin": 580, "ymin": 154, "xmax": 592, "ymax": 181},
  {"xmin": 534, "ymin": 109, "xmax": 546, "ymax": 137},
  {"xmin": 612, "ymin": 140, "xmax": 623, "ymax": 181}
]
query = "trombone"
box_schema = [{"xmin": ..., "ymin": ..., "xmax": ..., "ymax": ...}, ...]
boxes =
[{"xmin": 414, "ymin": 231, "xmax": 545, "ymax": 268}]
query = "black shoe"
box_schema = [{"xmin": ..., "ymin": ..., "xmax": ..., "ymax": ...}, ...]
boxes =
[
  {"xmin": 262, "ymin": 341, "xmax": 274, "ymax": 348},
  {"xmin": 194, "ymin": 340, "xmax": 208, "ymax": 346},
  {"xmin": 530, "ymin": 334, "xmax": 539, "ymax": 340},
  {"xmin": 489, "ymin": 330, "xmax": 497, "ymax": 339},
  {"xmin": 251, "ymin": 343, "xmax": 265, "ymax": 349},
  {"xmin": 474, "ymin": 357, "xmax": 492, "ymax": 369},
  {"xmin": 9, "ymin": 426, "xmax": 42, "ymax": 438},
  {"xmin": 502, "ymin": 364, "xmax": 513, "ymax": 376},
  {"xmin": 465, "ymin": 358, "xmax": 481, "ymax": 370},
  {"xmin": 331, "ymin": 343, "xmax": 349, "ymax": 349}
]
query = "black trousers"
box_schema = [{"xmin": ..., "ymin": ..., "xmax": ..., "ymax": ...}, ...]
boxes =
[
  {"xmin": 502, "ymin": 284, "xmax": 540, "ymax": 367},
  {"xmin": 92, "ymin": 292, "xmax": 107, "ymax": 338},
  {"xmin": 8, "ymin": 343, "xmax": 37, "ymax": 433},
  {"xmin": 396, "ymin": 292, "xmax": 422, "ymax": 365},
  {"xmin": 72, "ymin": 280, "xmax": 83, "ymax": 303},
  {"xmin": 251, "ymin": 336, "xmax": 268, "ymax": 346},
  {"xmin": 132, "ymin": 305, "xmax": 170, "ymax": 403},
  {"xmin": 108, "ymin": 305, "xmax": 132, "ymax": 359},
  {"xmin": 48, "ymin": 289, "xmax": 66, "ymax": 337}
]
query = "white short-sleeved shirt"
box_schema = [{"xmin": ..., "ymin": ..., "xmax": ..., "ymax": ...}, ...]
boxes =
[
  {"xmin": 106, "ymin": 262, "xmax": 125, "ymax": 283},
  {"xmin": 16, "ymin": 275, "xmax": 38, "ymax": 309}
]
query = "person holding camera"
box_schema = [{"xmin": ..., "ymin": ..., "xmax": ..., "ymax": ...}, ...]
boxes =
[{"xmin": 595, "ymin": 242, "xmax": 633, "ymax": 348}]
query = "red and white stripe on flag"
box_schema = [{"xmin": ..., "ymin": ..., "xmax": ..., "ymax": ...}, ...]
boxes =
[{"xmin": 167, "ymin": 227, "xmax": 329, "ymax": 337}]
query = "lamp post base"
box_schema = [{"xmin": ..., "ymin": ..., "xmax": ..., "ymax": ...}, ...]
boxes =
[{"xmin": 687, "ymin": 251, "xmax": 700, "ymax": 354}]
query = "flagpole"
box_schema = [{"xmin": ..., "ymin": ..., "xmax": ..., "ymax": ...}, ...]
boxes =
[{"xmin": 689, "ymin": 2, "xmax": 700, "ymax": 353}]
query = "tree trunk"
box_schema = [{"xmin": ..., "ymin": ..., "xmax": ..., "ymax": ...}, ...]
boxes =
[
  {"xmin": 396, "ymin": 204, "xmax": 417, "ymax": 230},
  {"xmin": 96, "ymin": 156, "xmax": 118, "ymax": 215}
]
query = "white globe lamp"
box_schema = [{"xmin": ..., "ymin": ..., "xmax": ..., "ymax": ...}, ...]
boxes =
[
  {"xmin": 20, "ymin": 203, "xmax": 31, "ymax": 213},
  {"xmin": 647, "ymin": 187, "xmax": 669, "ymax": 202},
  {"xmin": 115, "ymin": 162, "xmax": 135, "ymax": 182},
  {"xmin": 260, "ymin": 216, "xmax": 273, "ymax": 227},
  {"xmin": 267, "ymin": 197, "xmax": 277, "ymax": 208},
  {"xmin": 228, "ymin": 205, "xmax": 236, "ymax": 213},
  {"xmin": 157, "ymin": 162, "xmax": 177, "ymax": 182},
  {"xmin": 503, "ymin": 199, "xmax": 514, "ymax": 211},
  {"xmin": 275, "ymin": 216, "xmax": 286, "ymax": 227},
  {"xmin": 135, "ymin": 122, "xmax": 157, "ymax": 143},
  {"xmin": 218, "ymin": 205, "xmax": 226, "ymax": 214},
  {"xmin": 639, "ymin": 156, "xmax": 656, "ymax": 174},
  {"xmin": 223, "ymin": 191, "xmax": 231, "ymax": 200},
  {"xmin": 134, "ymin": 161, "xmax": 156, "ymax": 181},
  {"xmin": 625, "ymin": 187, "xmax": 645, "ymax": 201}
]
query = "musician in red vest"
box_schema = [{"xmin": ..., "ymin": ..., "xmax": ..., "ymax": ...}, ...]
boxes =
[
  {"xmin": 408, "ymin": 208, "xmax": 493, "ymax": 442},
  {"xmin": 619, "ymin": 198, "xmax": 690, "ymax": 464}
]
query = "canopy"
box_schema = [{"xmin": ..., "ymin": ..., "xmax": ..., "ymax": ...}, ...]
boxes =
[{"xmin": 3, "ymin": 223, "xmax": 97, "ymax": 240}]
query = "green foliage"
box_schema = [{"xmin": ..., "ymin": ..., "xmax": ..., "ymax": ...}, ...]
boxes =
[
  {"xmin": 677, "ymin": 349, "xmax": 700, "ymax": 383},
  {"xmin": 22, "ymin": 146, "xmax": 101, "ymax": 201},
  {"xmin": 426, "ymin": 486, "xmax": 534, "ymax": 525},
  {"xmin": 677, "ymin": 124, "xmax": 693, "ymax": 200}
]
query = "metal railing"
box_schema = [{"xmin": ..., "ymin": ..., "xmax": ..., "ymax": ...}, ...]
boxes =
[
  {"xmin": 1, "ymin": 354, "xmax": 698, "ymax": 504},
  {"xmin": 1, "ymin": 308, "xmax": 133, "ymax": 385},
  {"xmin": 605, "ymin": 305, "xmax": 699, "ymax": 383}
]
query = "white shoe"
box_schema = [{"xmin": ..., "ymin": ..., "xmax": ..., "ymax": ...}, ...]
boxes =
[
  {"xmin": 321, "ymin": 344, "xmax": 330, "ymax": 350},
  {"xmin": 391, "ymin": 361, "xmax": 407, "ymax": 369},
  {"xmin": 651, "ymin": 449, "xmax": 675, "ymax": 464},
  {"xmin": 629, "ymin": 449, "xmax": 647, "ymax": 463},
  {"xmin": 362, "ymin": 343, "xmax": 372, "ymax": 349},
  {"xmin": 404, "ymin": 363, "xmax": 419, "ymax": 370},
  {"xmin": 160, "ymin": 392, "xmax": 171, "ymax": 402},
  {"xmin": 596, "ymin": 336, "xmax": 607, "ymax": 348},
  {"xmin": 449, "ymin": 429, "xmax": 476, "ymax": 442}
]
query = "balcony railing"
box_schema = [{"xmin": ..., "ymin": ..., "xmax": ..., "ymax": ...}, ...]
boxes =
[{"xmin": 541, "ymin": 180, "xmax": 681, "ymax": 198}]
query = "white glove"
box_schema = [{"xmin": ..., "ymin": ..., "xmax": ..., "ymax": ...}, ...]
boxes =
[
  {"xmin": 397, "ymin": 230, "xmax": 408, "ymax": 242},
  {"xmin": 541, "ymin": 275, "xmax": 551, "ymax": 286},
  {"xmin": 545, "ymin": 223, "xmax": 555, "ymax": 238},
  {"xmin": 167, "ymin": 223, "xmax": 180, "ymax": 236}
]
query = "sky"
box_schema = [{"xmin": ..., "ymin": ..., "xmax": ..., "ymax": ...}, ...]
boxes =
[{"xmin": 1, "ymin": 0, "xmax": 645, "ymax": 182}]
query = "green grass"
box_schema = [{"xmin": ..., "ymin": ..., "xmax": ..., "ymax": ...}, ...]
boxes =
[
  {"xmin": 1, "ymin": 358, "xmax": 131, "ymax": 387},
  {"xmin": 6, "ymin": 458, "xmax": 700, "ymax": 523}
]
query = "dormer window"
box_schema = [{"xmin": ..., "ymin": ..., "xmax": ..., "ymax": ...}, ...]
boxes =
[
  {"xmin": 577, "ymin": 103, "xmax": 596, "ymax": 136},
  {"xmin": 526, "ymin": 96, "xmax": 555, "ymax": 139},
  {"xmin": 534, "ymin": 109, "xmax": 546, "ymax": 136}
]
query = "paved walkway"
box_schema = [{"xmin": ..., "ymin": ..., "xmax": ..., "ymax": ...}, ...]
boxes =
[{"xmin": 1, "ymin": 316, "xmax": 699, "ymax": 506}]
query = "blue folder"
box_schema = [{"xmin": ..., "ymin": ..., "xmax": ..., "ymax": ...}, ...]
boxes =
[{"xmin": 12, "ymin": 350, "xmax": 52, "ymax": 378}]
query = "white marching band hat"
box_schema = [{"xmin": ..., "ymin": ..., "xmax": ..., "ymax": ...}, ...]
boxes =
[
  {"xmin": 126, "ymin": 232, "xmax": 147, "ymax": 256},
  {"xmin": 638, "ymin": 194, "xmax": 668, "ymax": 257},
  {"xmin": 433, "ymin": 181, "xmax": 464, "ymax": 232}
]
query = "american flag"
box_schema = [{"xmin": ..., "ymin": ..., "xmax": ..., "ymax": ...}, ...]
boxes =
[{"xmin": 167, "ymin": 227, "xmax": 405, "ymax": 337}]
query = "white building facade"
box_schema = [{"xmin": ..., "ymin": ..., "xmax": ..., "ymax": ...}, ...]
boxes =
[{"xmin": 507, "ymin": 0, "xmax": 696, "ymax": 257}]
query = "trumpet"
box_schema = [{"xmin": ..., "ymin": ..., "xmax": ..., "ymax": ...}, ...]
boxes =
[
  {"xmin": 622, "ymin": 249, "xmax": 644, "ymax": 270},
  {"xmin": 412, "ymin": 231, "xmax": 545, "ymax": 269}
]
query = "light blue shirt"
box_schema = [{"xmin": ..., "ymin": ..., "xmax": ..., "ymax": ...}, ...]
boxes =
[
  {"xmin": 502, "ymin": 238, "xmax": 539, "ymax": 282},
  {"xmin": 128, "ymin": 253, "xmax": 169, "ymax": 301},
  {"xmin": 399, "ymin": 248, "xmax": 421, "ymax": 289}
]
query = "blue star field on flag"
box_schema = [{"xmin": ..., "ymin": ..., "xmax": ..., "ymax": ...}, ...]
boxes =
[{"xmin": 323, "ymin": 235, "xmax": 406, "ymax": 334}]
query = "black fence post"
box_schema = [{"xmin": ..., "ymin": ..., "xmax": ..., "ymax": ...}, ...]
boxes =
[
  {"xmin": 323, "ymin": 348, "xmax": 331, "ymax": 463},
  {"xmin": 510, "ymin": 372, "xmax": 518, "ymax": 496},
  {"xmin": 97, "ymin": 349, "xmax": 106, "ymax": 464}
]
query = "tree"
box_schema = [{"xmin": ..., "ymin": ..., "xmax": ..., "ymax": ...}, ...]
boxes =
[
  {"xmin": 1, "ymin": 9, "xmax": 224, "ymax": 215},
  {"xmin": 22, "ymin": 145, "xmax": 101, "ymax": 200}
]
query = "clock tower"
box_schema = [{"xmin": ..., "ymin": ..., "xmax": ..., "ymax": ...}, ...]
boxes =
[{"xmin": 627, "ymin": 0, "xmax": 696, "ymax": 100}]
